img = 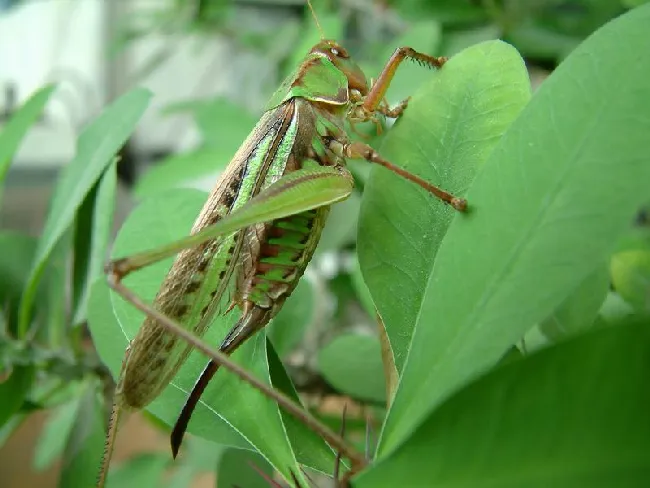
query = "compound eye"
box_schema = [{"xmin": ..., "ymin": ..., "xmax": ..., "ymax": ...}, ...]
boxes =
[{"xmin": 330, "ymin": 46, "xmax": 349, "ymax": 58}]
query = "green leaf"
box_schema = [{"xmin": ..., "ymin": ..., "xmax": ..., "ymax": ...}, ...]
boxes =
[
  {"xmin": 378, "ymin": 6, "xmax": 650, "ymax": 455},
  {"xmin": 217, "ymin": 448, "xmax": 274, "ymax": 488},
  {"xmin": 178, "ymin": 435, "xmax": 225, "ymax": 474},
  {"xmin": 72, "ymin": 161, "xmax": 117, "ymax": 325},
  {"xmin": 58, "ymin": 379, "xmax": 105, "ymax": 488},
  {"xmin": 355, "ymin": 322, "xmax": 650, "ymax": 487},
  {"xmin": 268, "ymin": 278, "xmax": 315, "ymax": 357},
  {"xmin": 136, "ymin": 98, "xmax": 258, "ymax": 198},
  {"xmin": 88, "ymin": 188, "xmax": 308, "ymax": 484},
  {"xmin": 598, "ymin": 291, "xmax": 635, "ymax": 325},
  {"xmin": 318, "ymin": 333, "xmax": 386, "ymax": 404},
  {"xmin": 0, "ymin": 232, "xmax": 38, "ymax": 333},
  {"xmin": 0, "ymin": 85, "xmax": 56, "ymax": 200},
  {"xmin": 37, "ymin": 235, "xmax": 70, "ymax": 347},
  {"xmin": 0, "ymin": 413, "xmax": 26, "ymax": 450},
  {"xmin": 134, "ymin": 148, "xmax": 228, "ymax": 198},
  {"xmin": 520, "ymin": 323, "xmax": 552, "ymax": 355},
  {"xmin": 106, "ymin": 453, "xmax": 169, "ymax": 488},
  {"xmin": 358, "ymin": 40, "xmax": 531, "ymax": 372},
  {"xmin": 34, "ymin": 393, "xmax": 80, "ymax": 470},
  {"xmin": 611, "ymin": 249, "xmax": 650, "ymax": 312},
  {"xmin": 267, "ymin": 341, "xmax": 336, "ymax": 475},
  {"xmin": 0, "ymin": 231, "xmax": 68, "ymax": 343},
  {"xmin": 18, "ymin": 88, "xmax": 151, "ymax": 337},
  {"xmin": 350, "ymin": 254, "xmax": 376, "ymax": 319},
  {"xmin": 0, "ymin": 364, "xmax": 33, "ymax": 428},
  {"xmin": 193, "ymin": 98, "xmax": 257, "ymax": 149},
  {"xmin": 539, "ymin": 264, "xmax": 610, "ymax": 341},
  {"xmin": 316, "ymin": 192, "xmax": 361, "ymax": 254}
]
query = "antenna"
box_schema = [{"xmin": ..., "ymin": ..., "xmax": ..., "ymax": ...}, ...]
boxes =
[{"xmin": 307, "ymin": 0, "xmax": 325, "ymax": 39}]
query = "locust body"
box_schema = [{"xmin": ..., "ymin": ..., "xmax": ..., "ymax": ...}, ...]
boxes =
[
  {"xmin": 99, "ymin": 30, "xmax": 466, "ymax": 488},
  {"xmin": 122, "ymin": 42, "xmax": 372, "ymax": 444}
]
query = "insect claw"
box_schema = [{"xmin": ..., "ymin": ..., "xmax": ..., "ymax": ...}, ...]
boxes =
[
  {"xmin": 105, "ymin": 258, "xmax": 131, "ymax": 282},
  {"xmin": 451, "ymin": 197, "xmax": 468, "ymax": 212},
  {"xmin": 224, "ymin": 301, "xmax": 238, "ymax": 315},
  {"xmin": 378, "ymin": 97, "xmax": 410, "ymax": 119}
]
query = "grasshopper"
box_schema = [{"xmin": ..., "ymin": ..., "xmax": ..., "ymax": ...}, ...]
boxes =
[{"xmin": 98, "ymin": 2, "xmax": 466, "ymax": 486}]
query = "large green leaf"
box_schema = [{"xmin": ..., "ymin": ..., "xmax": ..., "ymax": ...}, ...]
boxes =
[
  {"xmin": 18, "ymin": 88, "xmax": 151, "ymax": 336},
  {"xmin": 88, "ymin": 189, "xmax": 308, "ymax": 484},
  {"xmin": 72, "ymin": 162, "xmax": 117, "ymax": 325},
  {"xmin": 356, "ymin": 322, "xmax": 650, "ymax": 487},
  {"xmin": 217, "ymin": 448, "xmax": 274, "ymax": 488},
  {"xmin": 358, "ymin": 40, "xmax": 531, "ymax": 372},
  {"xmin": 267, "ymin": 341, "xmax": 336, "ymax": 475},
  {"xmin": 0, "ymin": 85, "xmax": 56, "ymax": 200},
  {"xmin": 378, "ymin": 5, "xmax": 650, "ymax": 455}
]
